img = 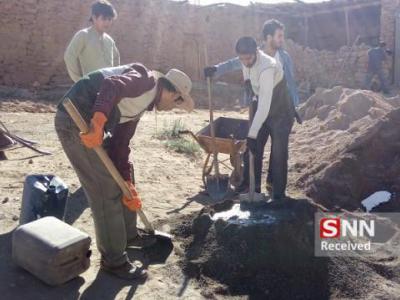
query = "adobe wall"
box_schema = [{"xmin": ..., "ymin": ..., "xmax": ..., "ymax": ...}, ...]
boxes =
[{"xmin": 0, "ymin": 0, "xmax": 392, "ymax": 94}]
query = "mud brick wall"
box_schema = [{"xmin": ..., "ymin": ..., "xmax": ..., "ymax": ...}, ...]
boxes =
[
  {"xmin": 380, "ymin": 0, "xmax": 400, "ymax": 50},
  {"xmin": 0, "ymin": 0, "xmax": 277, "ymax": 87},
  {"xmin": 286, "ymin": 40, "xmax": 372, "ymax": 95},
  {"xmin": 379, "ymin": 0, "xmax": 400, "ymax": 84},
  {"xmin": 0, "ymin": 0, "xmax": 394, "ymax": 93}
]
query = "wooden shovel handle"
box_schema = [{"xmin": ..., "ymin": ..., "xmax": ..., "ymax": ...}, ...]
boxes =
[
  {"xmin": 205, "ymin": 48, "xmax": 220, "ymax": 179},
  {"xmin": 62, "ymin": 98, "xmax": 154, "ymax": 232}
]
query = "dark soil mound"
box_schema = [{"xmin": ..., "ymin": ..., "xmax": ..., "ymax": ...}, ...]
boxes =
[
  {"xmin": 174, "ymin": 199, "xmax": 330, "ymax": 298},
  {"xmin": 172, "ymin": 199, "xmax": 400, "ymax": 299},
  {"xmin": 297, "ymin": 107, "xmax": 400, "ymax": 211}
]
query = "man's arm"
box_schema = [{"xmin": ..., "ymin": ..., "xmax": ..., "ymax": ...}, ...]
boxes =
[
  {"xmin": 64, "ymin": 31, "xmax": 86, "ymax": 82},
  {"xmin": 214, "ymin": 57, "xmax": 242, "ymax": 78},
  {"xmin": 366, "ymin": 49, "xmax": 371, "ymax": 70},
  {"xmin": 113, "ymin": 42, "xmax": 120, "ymax": 66},
  {"xmin": 205, "ymin": 57, "xmax": 242, "ymax": 78},
  {"xmin": 107, "ymin": 120, "xmax": 138, "ymax": 181},
  {"xmin": 92, "ymin": 70, "xmax": 156, "ymax": 117},
  {"xmin": 248, "ymin": 68, "xmax": 274, "ymax": 139},
  {"xmin": 284, "ymin": 53, "xmax": 300, "ymax": 107}
]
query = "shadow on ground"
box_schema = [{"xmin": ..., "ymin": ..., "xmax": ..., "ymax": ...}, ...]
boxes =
[
  {"xmin": 79, "ymin": 271, "xmax": 144, "ymax": 300},
  {"xmin": 166, "ymin": 189, "xmax": 237, "ymax": 215},
  {"xmin": 64, "ymin": 187, "xmax": 88, "ymax": 225}
]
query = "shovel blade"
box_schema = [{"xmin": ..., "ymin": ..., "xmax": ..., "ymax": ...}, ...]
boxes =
[
  {"xmin": 239, "ymin": 192, "xmax": 266, "ymax": 202},
  {"xmin": 140, "ymin": 228, "xmax": 173, "ymax": 242},
  {"xmin": 206, "ymin": 174, "xmax": 230, "ymax": 201},
  {"xmin": 153, "ymin": 230, "xmax": 173, "ymax": 241}
]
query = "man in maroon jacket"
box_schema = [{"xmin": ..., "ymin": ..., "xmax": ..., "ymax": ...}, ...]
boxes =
[{"xmin": 55, "ymin": 63, "xmax": 194, "ymax": 280}]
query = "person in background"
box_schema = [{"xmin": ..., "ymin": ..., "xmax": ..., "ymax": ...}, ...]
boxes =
[
  {"xmin": 364, "ymin": 41, "xmax": 391, "ymax": 94},
  {"xmin": 204, "ymin": 19, "xmax": 300, "ymax": 195},
  {"xmin": 64, "ymin": 0, "xmax": 120, "ymax": 82}
]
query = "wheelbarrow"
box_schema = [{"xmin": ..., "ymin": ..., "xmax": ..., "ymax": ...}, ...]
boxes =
[{"xmin": 179, "ymin": 117, "xmax": 249, "ymax": 189}]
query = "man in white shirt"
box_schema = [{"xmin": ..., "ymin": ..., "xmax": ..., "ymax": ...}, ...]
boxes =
[{"xmin": 221, "ymin": 37, "xmax": 296, "ymax": 200}]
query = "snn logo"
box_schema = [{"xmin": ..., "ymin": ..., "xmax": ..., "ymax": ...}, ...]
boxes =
[{"xmin": 320, "ymin": 218, "xmax": 375, "ymax": 239}]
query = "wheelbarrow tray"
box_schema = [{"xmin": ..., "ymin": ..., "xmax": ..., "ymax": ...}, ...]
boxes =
[
  {"xmin": 179, "ymin": 117, "xmax": 249, "ymax": 189},
  {"xmin": 196, "ymin": 117, "xmax": 249, "ymax": 154}
]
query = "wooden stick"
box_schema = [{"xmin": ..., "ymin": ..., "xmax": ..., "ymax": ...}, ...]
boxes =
[
  {"xmin": 248, "ymin": 104, "xmax": 255, "ymax": 201},
  {"xmin": 62, "ymin": 98, "xmax": 154, "ymax": 232},
  {"xmin": 204, "ymin": 47, "xmax": 221, "ymax": 182}
]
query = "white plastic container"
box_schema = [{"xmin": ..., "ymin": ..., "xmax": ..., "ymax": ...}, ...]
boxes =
[{"xmin": 12, "ymin": 216, "xmax": 91, "ymax": 286}]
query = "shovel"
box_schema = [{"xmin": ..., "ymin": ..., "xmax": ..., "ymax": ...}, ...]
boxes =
[
  {"xmin": 204, "ymin": 48, "xmax": 230, "ymax": 201},
  {"xmin": 205, "ymin": 77, "xmax": 230, "ymax": 201},
  {"xmin": 239, "ymin": 151, "xmax": 265, "ymax": 204},
  {"xmin": 63, "ymin": 99, "xmax": 172, "ymax": 242},
  {"xmin": 239, "ymin": 100, "xmax": 265, "ymax": 204}
]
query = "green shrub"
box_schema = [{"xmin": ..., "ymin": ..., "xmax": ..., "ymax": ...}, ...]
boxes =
[
  {"xmin": 156, "ymin": 119, "xmax": 186, "ymax": 140},
  {"xmin": 156, "ymin": 119, "xmax": 200, "ymax": 157},
  {"xmin": 165, "ymin": 138, "xmax": 200, "ymax": 156}
]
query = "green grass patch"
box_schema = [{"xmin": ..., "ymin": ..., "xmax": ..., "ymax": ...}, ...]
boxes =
[
  {"xmin": 165, "ymin": 138, "xmax": 200, "ymax": 156},
  {"xmin": 156, "ymin": 119, "xmax": 186, "ymax": 140},
  {"xmin": 156, "ymin": 119, "xmax": 200, "ymax": 157}
]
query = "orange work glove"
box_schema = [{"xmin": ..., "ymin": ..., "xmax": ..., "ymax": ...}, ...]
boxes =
[
  {"xmin": 122, "ymin": 181, "xmax": 142, "ymax": 212},
  {"xmin": 80, "ymin": 112, "xmax": 107, "ymax": 148}
]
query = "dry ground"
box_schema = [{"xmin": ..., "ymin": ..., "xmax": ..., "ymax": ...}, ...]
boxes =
[
  {"xmin": 1, "ymin": 98, "xmax": 390, "ymax": 299},
  {"xmin": 1, "ymin": 103, "xmax": 288, "ymax": 300}
]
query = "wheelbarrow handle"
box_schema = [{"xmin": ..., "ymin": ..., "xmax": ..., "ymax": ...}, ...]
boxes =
[
  {"xmin": 178, "ymin": 130, "xmax": 191, "ymax": 134},
  {"xmin": 178, "ymin": 130, "xmax": 201, "ymax": 144},
  {"xmin": 62, "ymin": 98, "xmax": 155, "ymax": 233}
]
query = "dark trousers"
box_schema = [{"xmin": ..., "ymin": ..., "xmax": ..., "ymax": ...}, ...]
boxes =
[
  {"xmin": 364, "ymin": 68, "xmax": 389, "ymax": 93},
  {"xmin": 241, "ymin": 110, "xmax": 294, "ymax": 199},
  {"xmin": 55, "ymin": 110, "xmax": 138, "ymax": 267}
]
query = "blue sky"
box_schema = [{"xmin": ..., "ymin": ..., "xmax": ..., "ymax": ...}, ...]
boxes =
[{"xmin": 185, "ymin": 0, "xmax": 327, "ymax": 5}]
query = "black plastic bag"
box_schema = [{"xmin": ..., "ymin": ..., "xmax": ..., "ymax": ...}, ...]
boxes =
[{"xmin": 20, "ymin": 175, "xmax": 68, "ymax": 225}]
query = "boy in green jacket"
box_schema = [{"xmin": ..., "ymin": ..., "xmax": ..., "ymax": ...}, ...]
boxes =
[{"xmin": 64, "ymin": 0, "xmax": 120, "ymax": 82}]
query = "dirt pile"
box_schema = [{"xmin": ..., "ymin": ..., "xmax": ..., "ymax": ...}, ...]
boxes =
[
  {"xmin": 173, "ymin": 199, "xmax": 400, "ymax": 298},
  {"xmin": 296, "ymin": 87, "xmax": 400, "ymax": 211},
  {"xmin": 174, "ymin": 199, "xmax": 331, "ymax": 298},
  {"xmin": 298, "ymin": 86, "xmax": 394, "ymax": 131}
]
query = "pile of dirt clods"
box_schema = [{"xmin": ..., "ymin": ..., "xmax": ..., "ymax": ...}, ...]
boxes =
[
  {"xmin": 298, "ymin": 86, "xmax": 396, "ymax": 130},
  {"xmin": 297, "ymin": 94, "xmax": 400, "ymax": 211},
  {"xmin": 175, "ymin": 199, "xmax": 327, "ymax": 298},
  {"xmin": 173, "ymin": 198, "xmax": 400, "ymax": 299}
]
